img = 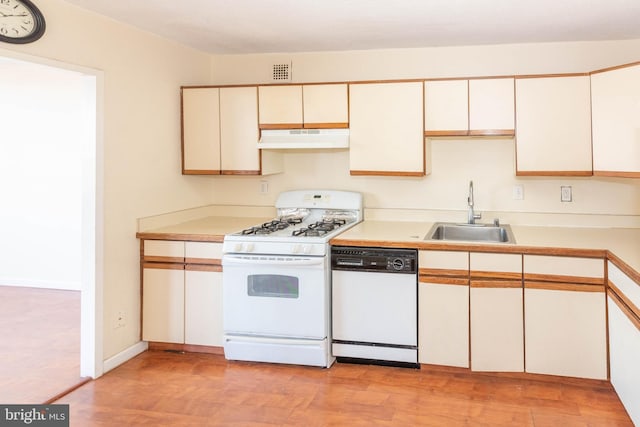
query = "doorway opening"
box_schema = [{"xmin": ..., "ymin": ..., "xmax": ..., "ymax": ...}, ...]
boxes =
[{"xmin": 0, "ymin": 53, "xmax": 102, "ymax": 402}]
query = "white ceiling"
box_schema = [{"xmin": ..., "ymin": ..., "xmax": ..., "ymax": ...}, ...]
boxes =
[{"xmin": 62, "ymin": 0, "xmax": 640, "ymax": 54}]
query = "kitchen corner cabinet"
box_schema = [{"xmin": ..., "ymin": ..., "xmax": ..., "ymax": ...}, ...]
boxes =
[
  {"xmin": 182, "ymin": 87, "xmax": 221, "ymax": 173},
  {"xmin": 607, "ymin": 261, "xmax": 640, "ymax": 425},
  {"xmin": 469, "ymin": 252, "xmax": 523, "ymax": 372},
  {"xmin": 591, "ymin": 63, "xmax": 640, "ymax": 177},
  {"xmin": 258, "ymin": 84, "xmax": 348, "ymax": 129},
  {"xmin": 141, "ymin": 240, "xmax": 224, "ymax": 347},
  {"xmin": 515, "ymin": 75, "xmax": 593, "ymax": 176},
  {"xmin": 349, "ymin": 81, "xmax": 426, "ymax": 176},
  {"xmin": 424, "ymin": 78, "xmax": 515, "ymax": 137},
  {"xmin": 418, "ymin": 250, "xmax": 469, "ymax": 368},
  {"xmin": 523, "ymin": 255, "xmax": 607, "ymax": 379},
  {"xmin": 181, "ymin": 86, "xmax": 283, "ymax": 176}
]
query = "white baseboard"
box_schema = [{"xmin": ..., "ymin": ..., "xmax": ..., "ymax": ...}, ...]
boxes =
[{"xmin": 102, "ymin": 341, "xmax": 148, "ymax": 374}]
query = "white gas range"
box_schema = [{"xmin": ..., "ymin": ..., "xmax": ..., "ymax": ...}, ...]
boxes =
[{"xmin": 222, "ymin": 190, "xmax": 363, "ymax": 367}]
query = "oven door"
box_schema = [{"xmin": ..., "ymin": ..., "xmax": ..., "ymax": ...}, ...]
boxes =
[{"xmin": 222, "ymin": 254, "xmax": 328, "ymax": 339}]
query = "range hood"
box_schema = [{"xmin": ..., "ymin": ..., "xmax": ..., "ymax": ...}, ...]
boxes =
[{"xmin": 258, "ymin": 128, "xmax": 349, "ymax": 149}]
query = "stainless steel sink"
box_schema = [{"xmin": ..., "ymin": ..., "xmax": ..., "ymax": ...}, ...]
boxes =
[{"xmin": 426, "ymin": 222, "xmax": 516, "ymax": 244}]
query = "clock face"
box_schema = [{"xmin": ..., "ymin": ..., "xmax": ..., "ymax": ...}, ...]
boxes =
[{"xmin": 0, "ymin": 0, "xmax": 45, "ymax": 44}]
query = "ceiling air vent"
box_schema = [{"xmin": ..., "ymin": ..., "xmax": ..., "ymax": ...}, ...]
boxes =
[{"xmin": 272, "ymin": 62, "xmax": 291, "ymax": 82}]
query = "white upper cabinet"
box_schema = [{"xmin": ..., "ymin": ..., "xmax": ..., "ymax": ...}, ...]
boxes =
[
  {"xmin": 424, "ymin": 80, "xmax": 469, "ymax": 136},
  {"xmin": 468, "ymin": 78, "xmax": 515, "ymax": 135},
  {"xmin": 182, "ymin": 86, "xmax": 282, "ymax": 176},
  {"xmin": 181, "ymin": 87, "xmax": 221, "ymax": 174},
  {"xmin": 258, "ymin": 85, "xmax": 303, "ymax": 128},
  {"xmin": 349, "ymin": 81, "xmax": 426, "ymax": 176},
  {"xmin": 591, "ymin": 63, "xmax": 640, "ymax": 177},
  {"xmin": 515, "ymin": 75, "xmax": 593, "ymax": 176},
  {"xmin": 302, "ymin": 84, "xmax": 349, "ymax": 127},
  {"xmin": 258, "ymin": 84, "xmax": 349, "ymax": 129},
  {"xmin": 424, "ymin": 78, "xmax": 515, "ymax": 137}
]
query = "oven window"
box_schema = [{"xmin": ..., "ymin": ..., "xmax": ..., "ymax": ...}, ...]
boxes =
[{"xmin": 247, "ymin": 275, "xmax": 299, "ymax": 299}]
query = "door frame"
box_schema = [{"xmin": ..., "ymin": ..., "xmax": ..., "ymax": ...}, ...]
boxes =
[{"xmin": 1, "ymin": 49, "xmax": 104, "ymax": 378}]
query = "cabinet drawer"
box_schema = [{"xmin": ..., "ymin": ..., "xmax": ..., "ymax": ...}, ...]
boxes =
[
  {"xmin": 419, "ymin": 250, "xmax": 468, "ymax": 277},
  {"xmin": 185, "ymin": 242, "xmax": 223, "ymax": 265},
  {"xmin": 143, "ymin": 240, "xmax": 185, "ymax": 263},
  {"xmin": 470, "ymin": 252, "xmax": 522, "ymax": 279},
  {"xmin": 524, "ymin": 255, "xmax": 604, "ymax": 284},
  {"xmin": 608, "ymin": 261, "xmax": 640, "ymax": 310}
]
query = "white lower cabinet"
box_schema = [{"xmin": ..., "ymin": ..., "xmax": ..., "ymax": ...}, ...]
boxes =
[
  {"xmin": 608, "ymin": 296, "xmax": 640, "ymax": 425},
  {"xmin": 524, "ymin": 284, "xmax": 607, "ymax": 379},
  {"xmin": 185, "ymin": 267, "xmax": 223, "ymax": 346},
  {"xmin": 142, "ymin": 264, "xmax": 185, "ymax": 344},
  {"xmin": 469, "ymin": 252, "xmax": 523, "ymax": 372},
  {"xmin": 470, "ymin": 285, "xmax": 523, "ymax": 372},
  {"xmin": 418, "ymin": 279, "xmax": 469, "ymax": 367},
  {"xmin": 141, "ymin": 240, "xmax": 224, "ymax": 347}
]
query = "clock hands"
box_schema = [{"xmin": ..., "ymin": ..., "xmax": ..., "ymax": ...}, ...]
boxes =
[{"xmin": 0, "ymin": 11, "xmax": 28, "ymax": 17}]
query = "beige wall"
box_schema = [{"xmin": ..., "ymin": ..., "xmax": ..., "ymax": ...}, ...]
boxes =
[
  {"xmin": 208, "ymin": 40, "xmax": 640, "ymax": 222},
  {"xmin": 0, "ymin": 0, "xmax": 212, "ymax": 360}
]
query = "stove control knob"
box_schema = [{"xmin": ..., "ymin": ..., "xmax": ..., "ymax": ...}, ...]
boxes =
[
  {"xmin": 292, "ymin": 244, "xmax": 301, "ymax": 254},
  {"xmin": 246, "ymin": 243, "xmax": 255, "ymax": 252},
  {"xmin": 233, "ymin": 243, "xmax": 244, "ymax": 252},
  {"xmin": 302, "ymin": 245, "xmax": 312, "ymax": 254}
]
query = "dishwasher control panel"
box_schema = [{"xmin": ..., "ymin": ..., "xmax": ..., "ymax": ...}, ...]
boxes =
[{"xmin": 331, "ymin": 246, "xmax": 417, "ymax": 273}]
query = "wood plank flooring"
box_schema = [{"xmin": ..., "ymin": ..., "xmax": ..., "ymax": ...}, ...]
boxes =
[
  {"xmin": 57, "ymin": 350, "xmax": 633, "ymax": 426},
  {"xmin": 0, "ymin": 285, "xmax": 82, "ymax": 403}
]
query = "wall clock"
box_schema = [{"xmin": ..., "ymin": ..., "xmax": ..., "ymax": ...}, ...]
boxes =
[{"xmin": 0, "ymin": 0, "xmax": 45, "ymax": 44}]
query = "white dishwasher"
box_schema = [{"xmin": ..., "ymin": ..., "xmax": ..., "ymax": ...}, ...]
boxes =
[{"xmin": 331, "ymin": 246, "xmax": 419, "ymax": 368}]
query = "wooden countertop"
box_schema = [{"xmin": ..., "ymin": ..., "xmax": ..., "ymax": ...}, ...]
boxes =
[
  {"xmin": 135, "ymin": 216, "xmax": 272, "ymax": 242},
  {"xmin": 135, "ymin": 216, "xmax": 640, "ymax": 283},
  {"xmin": 331, "ymin": 221, "xmax": 640, "ymax": 283}
]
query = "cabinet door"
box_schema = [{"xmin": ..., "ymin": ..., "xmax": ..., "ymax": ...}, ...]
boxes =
[
  {"xmin": 591, "ymin": 63, "xmax": 640, "ymax": 177},
  {"xmin": 349, "ymin": 82, "xmax": 425, "ymax": 176},
  {"xmin": 142, "ymin": 263, "xmax": 185, "ymax": 344},
  {"xmin": 258, "ymin": 85, "xmax": 303, "ymax": 128},
  {"xmin": 524, "ymin": 285, "xmax": 607, "ymax": 379},
  {"xmin": 418, "ymin": 279, "xmax": 469, "ymax": 367},
  {"xmin": 469, "ymin": 252, "xmax": 523, "ymax": 372},
  {"xmin": 185, "ymin": 266, "xmax": 223, "ymax": 347},
  {"xmin": 219, "ymin": 86, "xmax": 262, "ymax": 174},
  {"xmin": 608, "ymin": 295, "xmax": 640, "ymax": 425},
  {"xmin": 424, "ymin": 80, "xmax": 468, "ymax": 136},
  {"xmin": 469, "ymin": 78, "xmax": 515, "ymax": 136},
  {"xmin": 515, "ymin": 76, "xmax": 592, "ymax": 176},
  {"xmin": 181, "ymin": 87, "xmax": 221, "ymax": 174},
  {"xmin": 470, "ymin": 284, "xmax": 523, "ymax": 372},
  {"xmin": 302, "ymin": 84, "xmax": 349, "ymax": 128}
]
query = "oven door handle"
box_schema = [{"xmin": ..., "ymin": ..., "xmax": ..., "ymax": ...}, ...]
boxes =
[{"xmin": 222, "ymin": 255, "xmax": 324, "ymax": 267}]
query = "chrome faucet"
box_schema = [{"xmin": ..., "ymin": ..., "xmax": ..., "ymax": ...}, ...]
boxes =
[{"xmin": 467, "ymin": 180, "xmax": 482, "ymax": 224}]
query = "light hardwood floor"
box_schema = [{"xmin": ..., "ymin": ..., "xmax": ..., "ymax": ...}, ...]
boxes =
[
  {"xmin": 56, "ymin": 350, "xmax": 633, "ymax": 426},
  {"xmin": 0, "ymin": 285, "xmax": 82, "ymax": 404}
]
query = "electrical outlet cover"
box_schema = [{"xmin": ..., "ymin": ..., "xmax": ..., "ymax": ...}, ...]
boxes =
[{"xmin": 561, "ymin": 186, "xmax": 572, "ymax": 202}]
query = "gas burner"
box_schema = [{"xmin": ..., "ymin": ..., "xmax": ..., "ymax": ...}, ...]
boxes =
[
  {"xmin": 291, "ymin": 219, "xmax": 348, "ymax": 237},
  {"xmin": 241, "ymin": 219, "xmax": 293, "ymax": 235},
  {"xmin": 292, "ymin": 227, "xmax": 328, "ymax": 237}
]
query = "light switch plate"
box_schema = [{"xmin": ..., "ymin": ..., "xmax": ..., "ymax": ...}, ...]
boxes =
[
  {"xmin": 513, "ymin": 185, "xmax": 524, "ymax": 200},
  {"xmin": 561, "ymin": 186, "xmax": 572, "ymax": 202}
]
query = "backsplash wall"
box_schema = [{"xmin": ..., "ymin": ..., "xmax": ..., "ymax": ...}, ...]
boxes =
[{"xmin": 208, "ymin": 139, "xmax": 640, "ymax": 224}]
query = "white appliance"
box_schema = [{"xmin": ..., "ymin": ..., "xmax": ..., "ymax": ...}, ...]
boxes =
[
  {"xmin": 222, "ymin": 190, "xmax": 363, "ymax": 367},
  {"xmin": 258, "ymin": 128, "xmax": 349, "ymax": 149},
  {"xmin": 331, "ymin": 246, "xmax": 419, "ymax": 368}
]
